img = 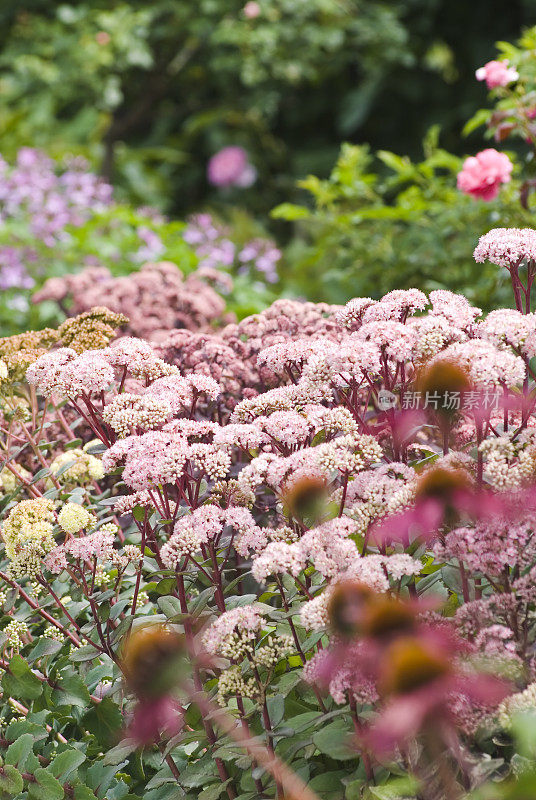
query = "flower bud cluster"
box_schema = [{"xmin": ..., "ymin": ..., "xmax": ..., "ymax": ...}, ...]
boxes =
[
  {"xmin": 2, "ymin": 498, "xmax": 56, "ymax": 577},
  {"xmin": 4, "ymin": 619, "xmax": 29, "ymax": 651},
  {"xmin": 50, "ymin": 448, "xmax": 105, "ymax": 485},
  {"xmin": 57, "ymin": 503, "xmax": 95, "ymax": 534},
  {"xmin": 216, "ymin": 667, "xmax": 258, "ymax": 707}
]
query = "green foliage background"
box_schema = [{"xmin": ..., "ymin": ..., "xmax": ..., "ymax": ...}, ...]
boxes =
[{"xmin": 0, "ymin": 0, "xmax": 535, "ymax": 216}]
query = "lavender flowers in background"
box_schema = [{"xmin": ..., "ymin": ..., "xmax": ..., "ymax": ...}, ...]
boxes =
[
  {"xmin": 184, "ymin": 213, "xmax": 280, "ymax": 282},
  {"xmin": 0, "ymin": 247, "xmax": 35, "ymax": 290},
  {"xmin": 0, "ymin": 148, "xmax": 176, "ymax": 301},
  {"xmin": 0, "ymin": 148, "xmax": 112, "ymax": 242},
  {"xmin": 0, "ymin": 148, "xmax": 113, "ymax": 291}
]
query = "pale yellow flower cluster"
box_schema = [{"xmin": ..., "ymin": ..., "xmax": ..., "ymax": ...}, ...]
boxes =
[
  {"xmin": 497, "ymin": 683, "xmax": 536, "ymax": 728},
  {"xmin": 4, "ymin": 619, "xmax": 29, "ymax": 651},
  {"xmin": 1, "ymin": 498, "xmax": 56, "ymax": 577},
  {"xmin": 0, "ymin": 465, "xmax": 31, "ymax": 498},
  {"xmin": 57, "ymin": 503, "xmax": 95, "ymax": 535},
  {"xmin": 50, "ymin": 444, "xmax": 105, "ymax": 486}
]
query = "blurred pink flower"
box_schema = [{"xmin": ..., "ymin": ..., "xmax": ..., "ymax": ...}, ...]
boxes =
[
  {"xmin": 457, "ymin": 148, "xmax": 513, "ymax": 201},
  {"xmin": 368, "ymin": 669, "xmax": 507, "ymax": 756},
  {"xmin": 207, "ymin": 146, "xmax": 257, "ymax": 188},
  {"xmin": 95, "ymin": 31, "xmax": 111, "ymax": 46},
  {"xmin": 475, "ymin": 60, "xmax": 519, "ymax": 89},
  {"xmin": 243, "ymin": 1, "xmax": 261, "ymax": 18},
  {"xmin": 128, "ymin": 694, "xmax": 183, "ymax": 746}
]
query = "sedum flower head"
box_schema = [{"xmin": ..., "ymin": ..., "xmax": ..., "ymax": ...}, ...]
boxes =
[
  {"xmin": 202, "ymin": 606, "xmax": 264, "ymax": 661},
  {"xmin": 4, "ymin": 619, "xmax": 29, "ymax": 652},
  {"xmin": 57, "ymin": 307, "xmax": 128, "ymax": 353},
  {"xmin": 217, "ymin": 666, "xmax": 258, "ymax": 707},
  {"xmin": 497, "ymin": 683, "xmax": 536, "ymax": 729},
  {"xmin": 57, "ymin": 503, "xmax": 95, "ymax": 535},
  {"xmin": 102, "ymin": 394, "xmax": 172, "ymax": 437},
  {"xmin": 50, "ymin": 449, "xmax": 105, "ymax": 486},
  {"xmin": 474, "ymin": 228, "xmax": 536, "ymax": 269},
  {"xmin": 1, "ymin": 498, "xmax": 56, "ymax": 577},
  {"xmin": 0, "ymin": 465, "xmax": 31, "ymax": 498}
]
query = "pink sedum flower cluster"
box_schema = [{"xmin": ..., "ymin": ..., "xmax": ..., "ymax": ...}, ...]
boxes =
[
  {"xmin": 6, "ymin": 228, "xmax": 536, "ymax": 793},
  {"xmin": 34, "ymin": 261, "xmax": 228, "ymax": 339}
]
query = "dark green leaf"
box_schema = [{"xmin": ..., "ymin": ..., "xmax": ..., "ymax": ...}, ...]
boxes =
[
  {"xmin": 0, "ymin": 764, "xmax": 24, "ymax": 795},
  {"xmin": 83, "ymin": 698, "xmax": 122, "ymax": 747},
  {"xmin": 48, "ymin": 749, "xmax": 86, "ymax": 782},
  {"xmin": 53, "ymin": 674, "xmax": 91, "ymax": 708},
  {"xmin": 312, "ymin": 722, "xmax": 354, "ymax": 761},
  {"xmin": 5, "ymin": 733, "xmax": 34, "ymax": 769},
  {"xmin": 155, "ymin": 577, "xmax": 176, "ymax": 595},
  {"xmin": 199, "ymin": 780, "xmax": 232, "ymax": 800},
  {"xmin": 2, "ymin": 655, "xmax": 42, "ymax": 700},
  {"xmin": 27, "ymin": 767, "xmax": 64, "ymax": 800}
]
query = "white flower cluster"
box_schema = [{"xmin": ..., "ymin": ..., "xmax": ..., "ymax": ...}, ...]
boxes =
[
  {"xmin": 254, "ymin": 635, "xmax": 293, "ymax": 668},
  {"xmin": 2, "ymin": 498, "xmax": 56, "ymax": 578},
  {"xmin": 300, "ymin": 554, "xmax": 422, "ymax": 631},
  {"xmin": 189, "ymin": 443, "xmax": 232, "ymax": 480},
  {"xmin": 43, "ymin": 626, "xmax": 65, "ymax": 642},
  {"xmin": 0, "ymin": 465, "xmax": 31, "ymax": 498},
  {"xmin": 202, "ymin": 606, "xmax": 263, "ymax": 661},
  {"xmin": 497, "ymin": 683, "xmax": 536, "ymax": 728},
  {"xmin": 57, "ymin": 503, "xmax": 95, "ymax": 535},
  {"xmin": 4, "ymin": 619, "xmax": 29, "ymax": 651},
  {"xmin": 408, "ymin": 315, "xmax": 464, "ymax": 361},
  {"xmin": 434, "ymin": 340, "xmax": 525, "ymax": 388},
  {"xmin": 216, "ymin": 666, "xmax": 258, "ymax": 707},
  {"xmin": 102, "ymin": 394, "xmax": 172, "ymax": 437},
  {"xmin": 50, "ymin": 447, "xmax": 104, "ymax": 485},
  {"xmin": 341, "ymin": 464, "xmax": 417, "ymax": 532},
  {"xmin": 315, "ymin": 433, "xmax": 382, "ymax": 474},
  {"xmin": 480, "ymin": 433, "xmax": 536, "ymax": 491}
]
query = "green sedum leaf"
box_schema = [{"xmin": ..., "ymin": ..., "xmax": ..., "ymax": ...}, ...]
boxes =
[
  {"xmin": 48, "ymin": 748, "xmax": 86, "ymax": 782},
  {"xmin": 0, "ymin": 764, "xmax": 24, "ymax": 796},
  {"xmin": 27, "ymin": 767, "xmax": 65, "ymax": 800},
  {"xmin": 5, "ymin": 732, "xmax": 34, "ymax": 770},
  {"xmin": 312, "ymin": 722, "xmax": 355, "ymax": 761},
  {"xmin": 2, "ymin": 654, "xmax": 42, "ymax": 700}
]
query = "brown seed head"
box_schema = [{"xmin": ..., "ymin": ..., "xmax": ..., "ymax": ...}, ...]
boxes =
[{"xmin": 328, "ymin": 583, "xmax": 417, "ymax": 640}]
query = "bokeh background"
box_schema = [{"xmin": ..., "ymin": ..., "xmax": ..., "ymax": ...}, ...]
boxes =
[{"xmin": 1, "ymin": 0, "xmax": 536, "ymax": 334}]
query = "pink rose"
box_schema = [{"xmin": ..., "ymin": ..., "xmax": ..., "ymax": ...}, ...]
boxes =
[
  {"xmin": 243, "ymin": 1, "xmax": 261, "ymax": 18},
  {"xmin": 207, "ymin": 146, "xmax": 257, "ymax": 188},
  {"xmin": 475, "ymin": 60, "xmax": 519, "ymax": 89},
  {"xmin": 457, "ymin": 148, "xmax": 513, "ymax": 201}
]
